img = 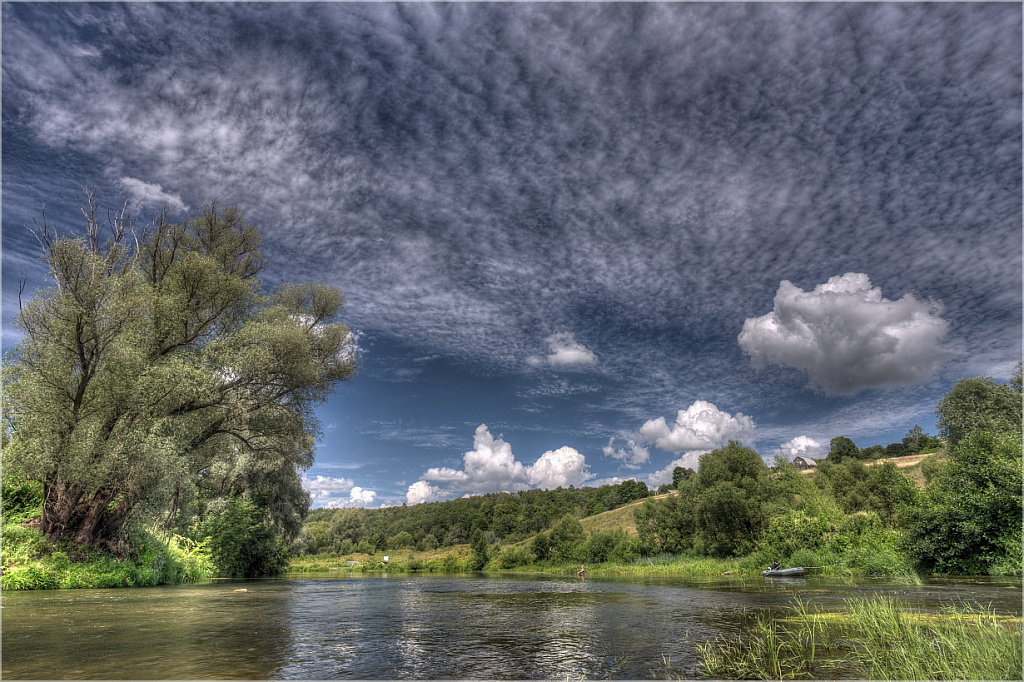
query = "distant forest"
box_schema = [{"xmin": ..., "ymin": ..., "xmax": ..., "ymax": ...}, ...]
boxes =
[{"xmin": 302, "ymin": 480, "xmax": 650, "ymax": 555}]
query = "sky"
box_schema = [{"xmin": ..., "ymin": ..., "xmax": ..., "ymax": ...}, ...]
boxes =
[{"xmin": 2, "ymin": 3, "xmax": 1021, "ymax": 509}]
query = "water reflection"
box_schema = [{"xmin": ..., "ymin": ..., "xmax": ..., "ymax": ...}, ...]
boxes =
[
  {"xmin": 2, "ymin": 581, "xmax": 295, "ymax": 679},
  {"xmin": 3, "ymin": 574, "xmax": 1020, "ymax": 679}
]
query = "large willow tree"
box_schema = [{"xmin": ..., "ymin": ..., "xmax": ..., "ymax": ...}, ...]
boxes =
[{"xmin": 3, "ymin": 197, "xmax": 354, "ymax": 548}]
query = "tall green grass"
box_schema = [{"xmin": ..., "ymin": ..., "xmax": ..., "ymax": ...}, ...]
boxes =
[{"xmin": 697, "ymin": 595, "xmax": 1022, "ymax": 680}]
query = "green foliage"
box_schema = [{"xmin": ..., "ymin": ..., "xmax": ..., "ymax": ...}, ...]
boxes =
[
  {"xmin": 859, "ymin": 444, "xmax": 885, "ymax": 459},
  {"xmin": 417, "ymin": 533, "xmax": 439, "ymax": 551},
  {"xmin": 3, "ymin": 200, "xmax": 352, "ymax": 564},
  {"xmin": 497, "ymin": 544, "xmax": 535, "ymax": 569},
  {"xmin": 935, "ymin": 376, "xmax": 1021, "ymax": 446},
  {"xmin": 815, "ymin": 459, "xmax": 916, "ymax": 527},
  {"xmin": 838, "ymin": 518, "xmax": 914, "ymax": 577},
  {"xmin": 387, "ymin": 531, "xmax": 415, "ymax": 549},
  {"xmin": 633, "ymin": 493, "xmax": 691, "ymax": 554},
  {"xmin": 757, "ymin": 510, "xmax": 836, "ymax": 561},
  {"xmin": 196, "ymin": 496, "xmax": 287, "ymax": 577},
  {"xmin": 548, "ymin": 514, "xmax": 586, "ymax": 562},
  {"xmin": 530, "ymin": 532, "xmax": 552, "ymax": 561},
  {"xmin": 1, "ymin": 522, "xmax": 51, "ymax": 570},
  {"xmin": 901, "ymin": 425, "xmax": 943, "ymax": 454},
  {"xmin": 468, "ymin": 529, "xmax": 489, "ymax": 571},
  {"xmin": 1, "ymin": 522, "xmax": 212, "ymax": 590},
  {"xmin": 884, "ymin": 442, "xmax": 908, "ymax": 458},
  {"xmin": 764, "ymin": 459, "xmax": 842, "ymax": 520},
  {"xmin": 0, "ymin": 475, "xmax": 43, "ymax": 524},
  {"xmin": 302, "ymin": 483, "xmax": 648, "ymax": 558},
  {"xmin": 695, "ymin": 481, "xmax": 759, "ymax": 557},
  {"xmin": 694, "ymin": 442, "xmax": 770, "ymax": 557},
  {"xmin": 672, "ymin": 466, "xmax": 694, "ymax": 489},
  {"xmin": 827, "ymin": 436, "xmax": 859, "ymax": 462},
  {"xmin": 904, "ymin": 429, "xmax": 1022, "ymax": 575}
]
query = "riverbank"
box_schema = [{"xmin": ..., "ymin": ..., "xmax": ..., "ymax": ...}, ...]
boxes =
[
  {"xmin": 285, "ymin": 549, "xmax": 923, "ymax": 583},
  {"xmin": 0, "ymin": 522, "xmax": 214, "ymax": 590}
]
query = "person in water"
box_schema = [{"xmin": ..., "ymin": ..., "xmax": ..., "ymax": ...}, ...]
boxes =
[
  {"xmin": 577, "ymin": 564, "xmax": 586, "ymax": 576},
  {"xmin": 769, "ymin": 560, "xmax": 781, "ymax": 571}
]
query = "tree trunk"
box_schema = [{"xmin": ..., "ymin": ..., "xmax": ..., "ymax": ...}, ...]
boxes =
[
  {"xmin": 40, "ymin": 481, "xmax": 83, "ymax": 540},
  {"xmin": 73, "ymin": 490, "xmax": 112, "ymax": 545}
]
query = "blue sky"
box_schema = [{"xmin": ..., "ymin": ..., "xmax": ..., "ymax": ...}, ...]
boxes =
[{"xmin": 3, "ymin": 3, "xmax": 1021, "ymax": 509}]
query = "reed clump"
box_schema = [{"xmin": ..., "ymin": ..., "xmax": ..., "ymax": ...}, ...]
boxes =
[{"xmin": 697, "ymin": 595, "xmax": 1022, "ymax": 680}]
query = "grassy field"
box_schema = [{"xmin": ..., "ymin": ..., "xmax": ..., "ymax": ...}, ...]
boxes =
[
  {"xmin": 798, "ymin": 451, "xmax": 943, "ymax": 487},
  {"xmin": 579, "ymin": 489, "xmax": 678, "ymax": 535}
]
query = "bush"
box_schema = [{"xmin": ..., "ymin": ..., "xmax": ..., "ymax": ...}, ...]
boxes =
[
  {"xmin": 1, "ymin": 522, "xmax": 50, "ymax": 568},
  {"xmin": 468, "ymin": 529, "xmax": 489, "ymax": 570},
  {"xmin": 936, "ymin": 377, "xmax": 1021, "ymax": 446},
  {"xmin": 608, "ymin": 533, "xmax": 643, "ymax": 564},
  {"xmin": 758, "ymin": 510, "xmax": 834, "ymax": 560},
  {"xmin": 1, "ymin": 564, "xmax": 59, "ymax": 590},
  {"xmin": 1, "ymin": 519, "xmax": 213, "ymax": 590},
  {"xmin": 497, "ymin": 544, "xmax": 535, "ymax": 569},
  {"xmin": 548, "ymin": 515, "xmax": 586, "ymax": 563},
  {"xmin": 194, "ymin": 496, "xmax": 288, "ymax": 577},
  {"xmin": 789, "ymin": 548, "xmax": 822, "ymax": 570},
  {"xmin": 904, "ymin": 429, "xmax": 1022, "ymax": 575}
]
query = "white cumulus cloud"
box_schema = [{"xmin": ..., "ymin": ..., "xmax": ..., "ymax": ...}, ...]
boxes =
[
  {"xmin": 527, "ymin": 331, "xmax": 597, "ymax": 369},
  {"xmin": 302, "ymin": 474, "xmax": 377, "ymax": 508},
  {"xmin": 738, "ymin": 273, "xmax": 949, "ymax": 395},
  {"xmin": 602, "ymin": 437, "xmax": 650, "ymax": 469},
  {"xmin": 347, "ymin": 486, "xmax": 376, "ymax": 506},
  {"xmin": 640, "ymin": 400, "xmax": 756, "ymax": 453},
  {"xmin": 406, "ymin": 480, "xmax": 445, "ymax": 506},
  {"xmin": 528, "ymin": 446, "xmax": 594, "ymax": 489},
  {"xmin": 450, "ymin": 424, "xmax": 531, "ymax": 492},
  {"xmin": 772, "ymin": 436, "xmax": 826, "ymax": 463},
  {"xmin": 119, "ymin": 176, "xmax": 187, "ymax": 213},
  {"xmin": 412, "ymin": 424, "xmax": 595, "ymax": 502}
]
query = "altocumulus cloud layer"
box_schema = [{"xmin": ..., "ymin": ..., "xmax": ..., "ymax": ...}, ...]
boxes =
[{"xmin": 2, "ymin": 3, "xmax": 1020, "ymax": 506}]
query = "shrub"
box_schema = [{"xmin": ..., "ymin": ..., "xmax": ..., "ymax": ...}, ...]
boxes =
[
  {"xmin": 468, "ymin": 529, "xmax": 489, "ymax": 570},
  {"xmin": 904, "ymin": 429, "xmax": 1022, "ymax": 575},
  {"xmin": 608, "ymin": 533, "xmax": 643, "ymax": 564},
  {"xmin": 1, "ymin": 564, "xmax": 58, "ymax": 590},
  {"xmin": 548, "ymin": 515, "xmax": 586, "ymax": 563},
  {"xmin": 585, "ymin": 530, "xmax": 622, "ymax": 563},
  {"xmin": 195, "ymin": 496, "xmax": 288, "ymax": 577},
  {"xmin": 497, "ymin": 544, "xmax": 535, "ymax": 569},
  {"xmin": 758, "ymin": 510, "xmax": 834, "ymax": 560}
]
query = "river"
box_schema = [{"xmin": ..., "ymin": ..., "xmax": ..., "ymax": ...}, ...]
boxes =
[{"xmin": 2, "ymin": 573, "xmax": 1020, "ymax": 679}]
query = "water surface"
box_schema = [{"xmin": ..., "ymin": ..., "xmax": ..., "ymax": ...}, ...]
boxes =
[{"xmin": 3, "ymin": 573, "xmax": 1020, "ymax": 679}]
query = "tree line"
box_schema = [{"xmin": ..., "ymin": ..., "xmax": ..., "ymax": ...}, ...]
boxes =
[{"xmin": 300, "ymin": 479, "xmax": 651, "ymax": 555}]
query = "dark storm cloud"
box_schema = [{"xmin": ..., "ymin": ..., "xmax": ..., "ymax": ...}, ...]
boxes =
[{"xmin": 3, "ymin": 3, "xmax": 1020, "ymax": 466}]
